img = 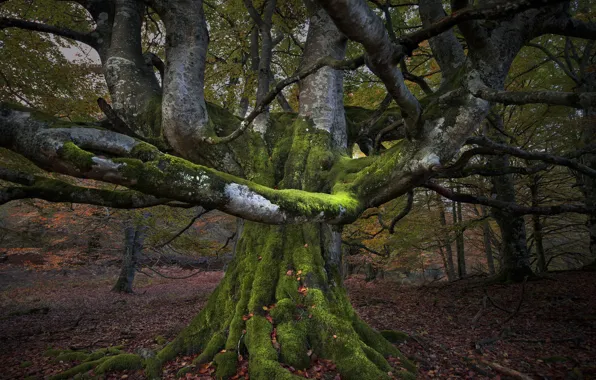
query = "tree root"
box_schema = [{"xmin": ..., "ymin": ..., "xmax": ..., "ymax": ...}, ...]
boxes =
[{"xmin": 45, "ymin": 347, "xmax": 143, "ymax": 380}]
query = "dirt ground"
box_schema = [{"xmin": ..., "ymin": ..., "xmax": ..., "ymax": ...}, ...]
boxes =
[{"xmin": 1, "ymin": 265, "xmax": 594, "ymax": 379}]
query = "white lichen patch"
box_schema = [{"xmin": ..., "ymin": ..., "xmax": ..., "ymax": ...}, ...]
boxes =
[{"xmin": 224, "ymin": 183, "xmax": 283, "ymax": 222}]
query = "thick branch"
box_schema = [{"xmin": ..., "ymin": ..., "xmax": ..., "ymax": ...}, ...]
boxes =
[
  {"xmin": 207, "ymin": 55, "xmax": 365, "ymax": 145},
  {"xmin": 0, "ymin": 107, "xmax": 361, "ymax": 224},
  {"xmin": 0, "ymin": 168, "xmax": 175, "ymax": 208},
  {"xmin": 317, "ymin": 0, "xmax": 422, "ymax": 137},
  {"xmin": 0, "ymin": 17, "xmax": 98, "ymax": 47},
  {"xmin": 542, "ymin": 17, "xmax": 596, "ymax": 40}
]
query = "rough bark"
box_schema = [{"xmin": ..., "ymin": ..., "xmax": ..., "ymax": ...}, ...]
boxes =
[
  {"xmin": 452, "ymin": 198, "xmax": 466, "ymax": 278},
  {"xmin": 489, "ymin": 153, "xmax": 534, "ymax": 282},
  {"xmin": 481, "ymin": 205, "xmax": 496, "ymax": 275},
  {"xmin": 150, "ymin": 222, "xmax": 414, "ymax": 380},
  {"xmin": 112, "ymin": 225, "xmax": 145, "ymax": 293},
  {"xmin": 437, "ymin": 198, "xmax": 456, "ymax": 281}
]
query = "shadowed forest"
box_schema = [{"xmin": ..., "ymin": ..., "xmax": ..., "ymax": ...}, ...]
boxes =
[{"xmin": 1, "ymin": 0, "xmax": 596, "ymax": 379}]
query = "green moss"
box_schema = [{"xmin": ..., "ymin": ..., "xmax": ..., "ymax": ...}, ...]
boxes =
[
  {"xmin": 380, "ymin": 330, "xmax": 409, "ymax": 344},
  {"xmin": 95, "ymin": 353, "xmax": 142, "ymax": 374},
  {"xmin": 270, "ymin": 298, "xmax": 294, "ymax": 322},
  {"xmin": 277, "ymin": 321, "xmax": 310, "ymax": 369},
  {"xmin": 542, "ymin": 356, "xmax": 570, "ymax": 363},
  {"xmin": 130, "ymin": 142, "xmax": 161, "ymax": 162},
  {"xmin": 55, "ymin": 352, "xmax": 90, "ymax": 362},
  {"xmin": 361, "ymin": 344, "xmax": 392, "ymax": 372},
  {"xmin": 143, "ymin": 357, "xmax": 162, "ymax": 379},
  {"xmin": 20, "ymin": 361, "xmax": 32, "ymax": 368},
  {"xmin": 193, "ymin": 332, "xmax": 226, "ymax": 365},
  {"xmin": 0, "ymin": 148, "xmax": 45, "ymax": 174},
  {"xmin": 138, "ymin": 95, "xmax": 163, "ymax": 138},
  {"xmin": 154, "ymin": 335, "xmax": 167, "ymax": 346},
  {"xmin": 176, "ymin": 365, "xmax": 194, "ymax": 378},
  {"xmin": 49, "ymin": 358, "xmax": 108, "ymax": 380},
  {"xmin": 85, "ymin": 346, "xmax": 124, "ymax": 361},
  {"xmin": 214, "ymin": 351, "xmax": 238, "ymax": 379},
  {"xmin": 396, "ymin": 369, "xmax": 418, "ymax": 380},
  {"xmin": 44, "ymin": 348, "xmax": 63, "ymax": 357},
  {"xmin": 58, "ymin": 142, "xmax": 94, "ymax": 172}
]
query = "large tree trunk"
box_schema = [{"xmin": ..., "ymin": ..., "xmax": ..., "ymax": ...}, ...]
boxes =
[{"xmin": 149, "ymin": 222, "xmax": 413, "ymax": 380}]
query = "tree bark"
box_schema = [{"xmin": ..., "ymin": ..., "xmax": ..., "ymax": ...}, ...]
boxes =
[
  {"xmin": 489, "ymin": 153, "xmax": 534, "ymax": 282},
  {"xmin": 452, "ymin": 198, "xmax": 466, "ymax": 278},
  {"xmin": 529, "ymin": 177, "xmax": 547, "ymax": 273},
  {"xmin": 149, "ymin": 222, "xmax": 413, "ymax": 380},
  {"xmin": 112, "ymin": 225, "xmax": 146, "ymax": 293},
  {"xmin": 481, "ymin": 205, "xmax": 496, "ymax": 275},
  {"xmin": 437, "ymin": 198, "xmax": 456, "ymax": 281}
]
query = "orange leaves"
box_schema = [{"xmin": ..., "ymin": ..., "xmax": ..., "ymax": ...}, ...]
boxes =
[
  {"xmin": 286, "ymin": 269, "xmax": 294, "ymax": 276},
  {"xmin": 298, "ymin": 285, "xmax": 308, "ymax": 296},
  {"xmin": 197, "ymin": 362, "xmax": 214, "ymax": 375},
  {"xmin": 241, "ymin": 313, "xmax": 254, "ymax": 321}
]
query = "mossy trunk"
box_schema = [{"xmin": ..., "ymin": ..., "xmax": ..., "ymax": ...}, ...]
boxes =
[{"xmin": 151, "ymin": 222, "xmax": 414, "ymax": 380}]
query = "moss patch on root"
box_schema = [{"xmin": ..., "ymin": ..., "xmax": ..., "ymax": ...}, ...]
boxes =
[
  {"xmin": 214, "ymin": 350, "xmax": 238, "ymax": 378},
  {"xmin": 95, "ymin": 353, "xmax": 143, "ymax": 374},
  {"xmin": 380, "ymin": 330, "xmax": 410, "ymax": 344}
]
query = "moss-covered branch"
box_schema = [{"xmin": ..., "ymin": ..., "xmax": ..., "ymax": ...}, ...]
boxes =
[
  {"xmin": 0, "ymin": 167, "xmax": 181, "ymax": 208},
  {"xmin": 0, "ymin": 106, "xmax": 362, "ymax": 224}
]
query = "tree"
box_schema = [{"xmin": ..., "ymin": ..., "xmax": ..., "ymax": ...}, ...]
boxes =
[{"xmin": 1, "ymin": 0, "xmax": 596, "ymax": 378}]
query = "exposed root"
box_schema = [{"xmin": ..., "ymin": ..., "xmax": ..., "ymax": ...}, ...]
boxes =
[
  {"xmin": 46, "ymin": 347, "xmax": 142, "ymax": 380},
  {"xmin": 52, "ymin": 222, "xmax": 418, "ymax": 380}
]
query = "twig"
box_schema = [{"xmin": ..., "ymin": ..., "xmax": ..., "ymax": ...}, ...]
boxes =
[{"xmin": 471, "ymin": 296, "xmax": 488, "ymax": 325}]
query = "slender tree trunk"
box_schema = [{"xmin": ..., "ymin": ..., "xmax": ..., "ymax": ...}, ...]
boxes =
[
  {"xmin": 529, "ymin": 177, "xmax": 547, "ymax": 272},
  {"xmin": 579, "ymin": 72, "xmax": 596, "ymax": 267},
  {"xmin": 452, "ymin": 198, "xmax": 466, "ymax": 278},
  {"xmin": 112, "ymin": 225, "xmax": 146, "ymax": 293},
  {"xmin": 481, "ymin": 206, "xmax": 496, "ymax": 275},
  {"xmin": 437, "ymin": 198, "xmax": 456, "ymax": 280}
]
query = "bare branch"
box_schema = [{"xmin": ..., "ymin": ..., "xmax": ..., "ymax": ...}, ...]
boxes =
[
  {"xmin": 423, "ymin": 181, "xmax": 595, "ymax": 216},
  {"xmin": 154, "ymin": 208, "xmax": 210, "ymax": 249},
  {"xmin": 401, "ymin": 0, "xmax": 568, "ymax": 52},
  {"xmin": 389, "ymin": 190, "xmax": 413, "ymax": 233},
  {"xmin": 342, "ymin": 240, "xmax": 388, "ymax": 256},
  {"xmin": 471, "ymin": 86, "xmax": 596, "ymax": 109},
  {"xmin": 466, "ymin": 136, "xmax": 596, "ymax": 178},
  {"xmin": 206, "ymin": 55, "xmax": 365, "ymax": 145}
]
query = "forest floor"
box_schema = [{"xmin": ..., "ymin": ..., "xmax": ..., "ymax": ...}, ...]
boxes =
[{"xmin": 0, "ymin": 264, "xmax": 595, "ymax": 380}]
